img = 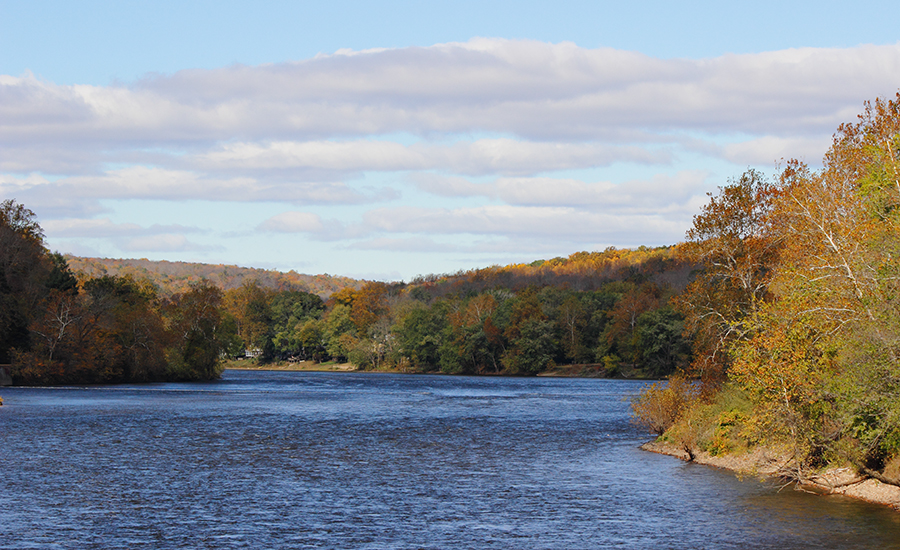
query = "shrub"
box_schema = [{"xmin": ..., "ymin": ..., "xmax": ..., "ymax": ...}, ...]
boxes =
[{"xmin": 631, "ymin": 375, "xmax": 698, "ymax": 436}]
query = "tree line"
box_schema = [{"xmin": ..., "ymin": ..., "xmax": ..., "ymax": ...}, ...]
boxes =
[
  {"xmin": 221, "ymin": 246, "xmax": 693, "ymax": 377},
  {"xmin": 634, "ymin": 93, "xmax": 900, "ymax": 488}
]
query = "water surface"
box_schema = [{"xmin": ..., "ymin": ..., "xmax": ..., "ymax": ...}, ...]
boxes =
[{"xmin": 1, "ymin": 370, "xmax": 899, "ymax": 549}]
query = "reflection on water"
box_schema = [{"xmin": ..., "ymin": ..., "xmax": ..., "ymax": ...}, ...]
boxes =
[{"xmin": 1, "ymin": 371, "xmax": 899, "ymax": 549}]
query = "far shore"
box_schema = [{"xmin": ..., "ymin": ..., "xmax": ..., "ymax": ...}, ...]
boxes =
[
  {"xmin": 224, "ymin": 359, "xmax": 357, "ymax": 372},
  {"xmin": 641, "ymin": 440, "xmax": 900, "ymax": 511},
  {"xmin": 223, "ymin": 360, "xmax": 656, "ymax": 379}
]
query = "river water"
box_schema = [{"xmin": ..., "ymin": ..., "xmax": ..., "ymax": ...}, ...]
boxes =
[{"xmin": 1, "ymin": 370, "xmax": 899, "ymax": 549}]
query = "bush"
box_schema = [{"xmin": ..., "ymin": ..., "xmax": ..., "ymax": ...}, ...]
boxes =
[
  {"xmin": 631, "ymin": 375, "xmax": 698, "ymax": 436},
  {"xmin": 666, "ymin": 384, "xmax": 755, "ymax": 456}
]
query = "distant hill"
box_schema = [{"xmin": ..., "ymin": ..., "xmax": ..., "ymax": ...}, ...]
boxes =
[
  {"xmin": 403, "ymin": 246, "xmax": 694, "ymax": 299},
  {"xmin": 65, "ymin": 246, "xmax": 692, "ymax": 300},
  {"xmin": 65, "ymin": 256, "xmax": 365, "ymax": 298}
]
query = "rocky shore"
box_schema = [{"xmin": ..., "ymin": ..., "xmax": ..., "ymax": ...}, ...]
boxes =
[{"xmin": 641, "ymin": 440, "xmax": 900, "ymax": 511}]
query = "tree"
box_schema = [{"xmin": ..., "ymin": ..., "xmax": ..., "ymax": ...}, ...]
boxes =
[
  {"xmin": 556, "ymin": 293, "xmax": 589, "ymax": 364},
  {"xmin": 742, "ymin": 94, "xmax": 900, "ymax": 480},
  {"xmin": 224, "ymin": 281, "xmax": 274, "ymax": 357},
  {"xmin": 295, "ymin": 318, "xmax": 327, "ymax": 361},
  {"xmin": 83, "ymin": 275, "xmax": 168, "ymax": 381},
  {"xmin": 269, "ymin": 290, "xmax": 325, "ymax": 358},
  {"xmin": 394, "ymin": 301, "xmax": 447, "ymax": 370},
  {"xmin": 350, "ymin": 281, "xmax": 390, "ymax": 334},
  {"xmin": 440, "ymin": 293, "xmax": 509, "ymax": 374},
  {"xmin": 603, "ymin": 283, "xmax": 661, "ymax": 365},
  {"xmin": 322, "ymin": 304, "xmax": 355, "ymax": 362},
  {"xmin": 674, "ymin": 169, "xmax": 781, "ymax": 387},
  {"xmin": 502, "ymin": 289, "xmax": 556, "ymax": 375},
  {"xmin": 635, "ymin": 306, "xmax": 689, "ymax": 377},
  {"xmin": 164, "ymin": 281, "xmax": 227, "ymax": 380},
  {"xmin": 0, "ymin": 200, "xmax": 50, "ymax": 362}
]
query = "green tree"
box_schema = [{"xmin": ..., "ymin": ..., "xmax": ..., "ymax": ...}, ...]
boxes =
[
  {"xmin": 269, "ymin": 290, "xmax": 326, "ymax": 358},
  {"xmin": 394, "ymin": 301, "xmax": 447, "ymax": 370},
  {"xmin": 440, "ymin": 293, "xmax": 508, "ymax": 374},
  {"xmin": 635, "ymin": 306, "xmax": 689, "ymax": 377},
  {"xmin": 322, "ymin": 304, "xmax": 355, "ymax": 362},
  {"xmin": 502, "ymin": 290, "xmax": 556, "ymax": 375},
  {"xmin": 164, "ymin": 281, "xmax": 227, "ymax": 380}
]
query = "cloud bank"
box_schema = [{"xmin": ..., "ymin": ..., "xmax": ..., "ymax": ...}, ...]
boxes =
[{"xmin": 2, "ymin": 39, "xmax": 897, "ymax": 273}]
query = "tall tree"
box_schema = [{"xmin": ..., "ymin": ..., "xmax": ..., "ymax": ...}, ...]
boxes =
[
  {"xmin": 224, "ymin": 280, "xmax": 274, "ymax": 356},
  {"xmin": 164, "ymin": 281, "xmax": 227, "ymax": 380},
  {"xmin": 674, "ymin": 169, "xmax": 781, "ymax": 387},
  {"xmin": 0, "ymin": 200, "xmax": 50, "ymax": 362}
]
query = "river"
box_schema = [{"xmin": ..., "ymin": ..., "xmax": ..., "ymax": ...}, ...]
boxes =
[{"xmin": 1, "ymin": 370, "xmax": 899, "ymax": 549}]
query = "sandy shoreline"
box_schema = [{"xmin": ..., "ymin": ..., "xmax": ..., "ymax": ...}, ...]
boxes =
[
  {"xmin": 641, "ymin": 440, "xmax": 900, "ymax": 510},
  {"xmin": 224, "ymin": 360, "xmax": 357, "ymax": 372}
]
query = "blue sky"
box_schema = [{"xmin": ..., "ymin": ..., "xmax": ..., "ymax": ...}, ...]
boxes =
[{"xmin": 2, "ymin": 1, "xmax": 899, "ymax": 280}]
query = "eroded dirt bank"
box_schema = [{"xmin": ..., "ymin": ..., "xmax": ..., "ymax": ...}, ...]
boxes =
[{"xmin": 641, "ymin": 440, "xmax": 900, "ymax": 510}]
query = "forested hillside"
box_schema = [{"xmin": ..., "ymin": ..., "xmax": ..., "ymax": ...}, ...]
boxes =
[
  {"xmin": 633, "ymin": 93, "xmax": 900, "ymax": 490},
  {"xmin": 66, "ymin": 256, "xmax": 363, "ymax": 298}
]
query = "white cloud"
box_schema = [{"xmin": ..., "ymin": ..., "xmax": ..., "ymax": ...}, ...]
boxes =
[
  {"xmin": 119, "ymin": 234, "xmax": 221, "ymax": 253},
  {"xmin": 1, "ymin": 40, "xmax": 893, "ymax": 186},
  {"xmin": 4, "ymin": 39, "xmax": 895, "ymax": 275},
  {"xmin": 41, "ymin": 218, "xmax": 203, "ymax": 238},
  {"xmin": 361, "ymin": 204, "xmax": 689, "ymax": 243},
  {"xmin": 345, "ymin": 236, "xmax": 459, "ymax": 253},
  {"xmin": 411, "ymin": 171, "xmax": 710, "ymax": 208},
  {"xmin": 410, "ymin": 173, "xmax": 485, "ymax": 197},
  {"xmin": 186, "ymin": 138, "xmax": 667, "ymax": 178},
  {"xmin": 2, "ymin": 40, "xmax": 898, "ymax": 150},
  {"xmin": 257, "ymin": 211, "xmax": 325, "ymax": 233},
  {"xmin": 1, "ymin": 166, "xmax": 375, "ymax": 216},
  {"xmin": 720, "ymin": 135, "xmax": 833, "ymax": 165}
]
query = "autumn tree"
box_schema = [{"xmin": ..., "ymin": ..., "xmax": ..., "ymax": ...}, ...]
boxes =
[
  {"xmin": 735, "ymin": 94, "xmax": 900, "ymax": 478},
  {"xmin": 674, "ymin": 169, "xmax": 781, "ymax": 388},
  {"xmin": 225, "ymin": 280, "xmax": 274, "ymax": 357},
  {"xmin": 350, "ymin": 281, "xmax": 390, "ymax": 334},
  {"xmin": 14, "ymin": 275, "xmax": 170, "ymax": 384},
  {"xmin": 645, "ymin": 94, "xmax": 900, "ymax": 485},
  {"xmin": 83, "ymin": 275, "xmax": 169, "ymax": 381},
  {"xmin": 602, "ymin": 283, "xmax": 662, "ymax": 365},
  {"xmin": 0, "ymin": 200, "xmax": 50, "ymax": 362}
]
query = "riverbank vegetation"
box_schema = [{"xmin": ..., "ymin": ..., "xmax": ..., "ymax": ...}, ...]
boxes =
[{"xmin": 633, "ymin": 93, "xmax": 900, "ymax": 490}]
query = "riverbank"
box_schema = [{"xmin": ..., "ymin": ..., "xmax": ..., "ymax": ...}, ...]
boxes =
[
  {"xmin": 641, "ymin": 440, "xmax": 900, "ymax": 510},
  {"xmin": 223, "ymin": 359, "xmax": 357, "ymax": 372},
  {"xmin": 224, "ymin": 360, "xmax": 653, "ymax": 379}
]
